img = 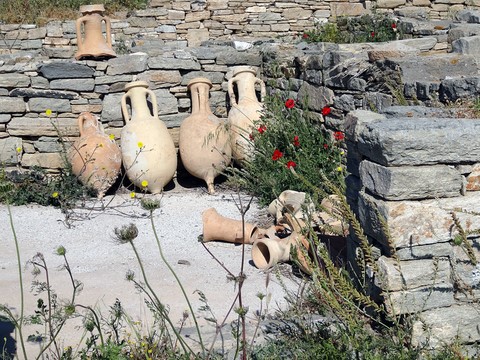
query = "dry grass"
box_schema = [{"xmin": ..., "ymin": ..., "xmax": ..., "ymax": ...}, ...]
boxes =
[{"xmin": 0, "ymin": 0, "xmax": 147, "ymax": 25}]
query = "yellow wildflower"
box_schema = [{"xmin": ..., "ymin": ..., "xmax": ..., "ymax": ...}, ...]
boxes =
[
  {"xmin": 109, "ymin": 134, "xmax": 115, "ymax": 140},
  {"xmin": 141, "ymin": 180, "xmax": 148, "ymax": 188},
  {"xmin": 340, "ymin": 150, "xmax": 345, "ymax": 155},
  {"xmin": 52, "ymin": 192, "xmax": 59, "ymax": 198},
  {"xmin": 16, "ymin": 147, "xmax": 22, "ymax": 153},
  {"xmin": 45, "ymin": 109, "xmax": 52, "ymax": 116},
  {"xmin": 130, "ymin": 192, "xmax": 136, "ymax": 199},
  {"xmin": 137, "ymin": 141, "xmax": 144, "ymax": 148},
  {"xmin": 336, "ymin": 166, "xmax": 342, "ymax": 172},
  {"xmin": 98, "ymin": 143, "xmax": 103, "ymax": 148}
]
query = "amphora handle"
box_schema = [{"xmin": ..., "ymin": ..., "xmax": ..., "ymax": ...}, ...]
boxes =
[
  {"xmin": 78, "ymin": 112, "xmax": 100, "ymax": 137},
  {"xmin": 227, "ymin": 77, "xmax": 238, "ymax": 107}
]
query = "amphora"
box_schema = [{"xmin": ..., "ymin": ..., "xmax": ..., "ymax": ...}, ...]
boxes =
[
  {"xmin": 179, "ymin": 77, "xmax": 232, "ymax": 194},
  {"xmin": 75, "ymin": 4, "xmax": 116, "ymax": 60},
  {"xmin": 121, "ymin": 81, "xmax": 177, "ymax": 194},
  {"xmin": 227, "ymin": 66, "xmax": 265, "ymax": 165},
  {"xmin": 68, "ymin": 112, "xmax": 121, "ymax": 198}
]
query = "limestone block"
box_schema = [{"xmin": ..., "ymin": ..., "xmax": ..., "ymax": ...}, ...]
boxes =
[
  {"xmin": 10, "ymin": 88, "xmax": 78, "ymax": 100},
  {"xmin": 168, "ymin": 10, "xmax": 186, "ymax": 20},
  {"xmin": 282, "ymin": 8, "xmax": 312, "ymax": 20},
  {"xmin": 50, "ymin": 79, "xmax": 95, "ymax": 92},
  {"xmin": 180, "ymin": 71, "xmax": 224, "ymax": 85},
  {"xmin": 354, "ymin": 116, "xmax": 480, "ymax": 166},
  {"xmin": 297, "ymin": 82, "xmax": 334, "ymax": 112},
  {"xmin": 171, "ymin": 1, "xmax": 190, "ymax": 10},
  {"xmin": 246, "ymin": 6, "xmax": 267, "ymax": 12},
  {"xmin": 71, "ymin": 104, "xmax": 103, "ymax": 114},
  {"xmin": 359, "ymin": 160, "xmax": 463, "ymax": 200},
  {"xmin": 137, "ymin": 70, "xmax": 182, "ymax": 89},
  {"xmin": 0, "ymin": 114, "xmax": 11, "ymax": 124},
  {"xmin": 331, "ymin": 3, "xmax": 369, "ymax": 16},
  {"xmin": 0, "ymin": 137, "xmax": 22, "ymax": 165},
  {"xmin": 28, "ymin": 98, "xmax": 70, "ymax": 113},
  {"xmin": 384, "ymin": 283, "xmax": 454, "ymax": 315},
  {"xmin": 452, "ymin": 35, "xmax": 480, "ymax": 56},
  {"xmin": 412, "ymin": 304, "xmax": 480, "ymax": 348},
  {"xmin": 148, "ymin": 56, "xmax": 201, "ymax": 70},
  {"xmin": 376, "ymin": 0, "xmax": 406, "ymax": 8},
  {"xmin": 271, "ymin": 24, "xmax": 290, "ymax": 32},
  {"xmin": 395, "ymin": 242, "xmax": 454, "ymax": 260},
  {"xmin": 95, "ymin": 75, "xmax": 134, "ymax": 85},
  {"xmin": 452, "ymin": 238, "xmax": 480, "ymax": 296},
  {"xmin": 0, "ymin": 74, "xmax": 30, "ymax": 88},
  {"xmin": 375, "ymin": 256, "xmax": 450, "ymax": 291},
  {"xmin": 8, "ymin": 117, "xmax": 79, "ymax": 137},
  {"xmin": 187, "ymin": 28, "xmax": 210, "ymax": 47},
  {"xmin": 357, "ymin": 191, "xmax": 480, "ymax": 248},
  {"xmin": 38, "ymin": 62, "xmax": 94, "ymax": 79},
  {"xmin": 106, "ymin": 54, "xmax": 148, "ymax": 75},
  {"xmin": 34, "ymin": 136, "xmax": 63, "ymax": 153},
  {"xmin": 258, "ymin": 12, "xmax": 282, "ymax": 21},
  {"xmin": 211, "ymin": 13, "xmax": 248, "ymax": 22},
  {"xmin": 128, "ymin": 17, "xmax": 158, "ymax": 27},
  {"xmin": 135, "ymin": 8, "xmax": 168, "ymax": 16},
  {"xmin": 466, "ymin": 164, "xmax": 480, "ymax": 191},
  {"xmin": 215, "ymin": 48, "xmax": 262, "ymax": 66},
  {"xmin": 0, "ymin": 98, "xmax": 26, "ymax": 113},
  {"xmin": 153, "ymin": 89, "xmax": 178, "ymax": 115},
  {"xmin": 100, "ymin": 93, "xmax": 123, "ymax": 123},
  {"xmin": 208, "ymin": 0, "xmax": 228, "ymax": 10},
  {"xmin": 185, "ymin": 10, "xmax": 210, "ymax": 22},
  {"xmin": 22, "ymin": 152, "xmax": 64, "ymax": 169}
]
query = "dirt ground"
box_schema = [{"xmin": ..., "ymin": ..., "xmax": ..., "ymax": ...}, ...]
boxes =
[{"xmin": 0, "ymin": 183, "xmax": 304, "ymax": 358}]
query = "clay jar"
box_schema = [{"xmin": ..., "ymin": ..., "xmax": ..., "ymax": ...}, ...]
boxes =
[
  {"xmin": 75, "ymin": 4, "xmax": 116, "ymax": 60},
  {"xmin": 121, "ymin": 81, "xmax": 177, "ymax": 194},
  {"xmin": 227, "ymin": 66, "xmax": 266, "ymax": 165},
  {"xmin": 68, "ymin": 112, "xmax": 121, "ymax": 199},
  {"xmin": 202, "ymin": 208, "xmax": 258, "ymax": 244},
  {"xmin": 251, "ymin": 227, "xmax": 312, "ymax": 275},
  {"xmin": 179, "ymin": 78, "xmax": 232, "ymax": 194}
]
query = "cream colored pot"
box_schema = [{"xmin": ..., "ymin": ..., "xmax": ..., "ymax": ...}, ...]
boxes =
[
  {"xmin": 75, "ymin": 4, "xmax": 116, "ymax": 60},
  {"xmin": 227, "ymin": 66, "xmax": 265, "ymax": 165},
  {"xmin": 68, "ymin": 112, "xmax": 121, "ymax": 198},
  {"xmin": 179, "ymin": 77, "xmax": 232, "ymax": 194},
  {"xmin": 121, "ymin": 81, "xmax": 177, "ymax": 194}
]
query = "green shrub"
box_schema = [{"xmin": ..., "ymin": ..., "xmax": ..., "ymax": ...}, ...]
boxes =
[
  {"xmin": 303, "ymin": 14, "xmax": 403, "ymax": 44},
  {"xmin": 228, "ymin": 94, "xmax": 344, "ymax": 206}
]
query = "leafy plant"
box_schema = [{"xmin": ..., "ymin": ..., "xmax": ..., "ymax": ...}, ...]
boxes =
[
  {"xmin": 303, "ymin": 14, "xmax": 403, "ymax": 44},
  {"xmin": 228, "ymin": 94, "xmax": 344, "ymax": 206}
]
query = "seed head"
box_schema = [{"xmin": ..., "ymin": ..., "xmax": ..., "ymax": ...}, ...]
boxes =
[{"xmin": 113, "ymin": 223, "xmax": 139, "ymax": 244}]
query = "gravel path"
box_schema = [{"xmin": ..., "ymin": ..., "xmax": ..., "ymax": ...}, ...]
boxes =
[{"xmin": 0, "ymin": 185, "xmax": 303, "ymax": 358}]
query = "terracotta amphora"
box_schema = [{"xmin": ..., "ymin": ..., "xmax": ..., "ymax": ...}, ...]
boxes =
[
  {"xmin": 227, "ymin": 66, "xmax": 266, "ymax": 165},
  {"xmin": 179, "ymin": 77, "xmax": 232, "ymax": 194},
  {"xmin": 68, "ymin": 112, "xmax": 121, "ymax": 199},
  {"xmin": 121, "ymin": 81, "xmax": 177, "ymax": 194},
  {"xmin": 75, "ymin": 4, "xmax": 116, "ymax": 60},
  {"xmin": 251, "ymin": 226, "xmax": 312, "ymax": 275},
  {"xmin": 202, "ymin": 208, "xmax": 258, "ymax": 244}
]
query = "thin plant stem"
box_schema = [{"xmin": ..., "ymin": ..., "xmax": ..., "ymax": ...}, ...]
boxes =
[
  {"xmin": 7, "ymin": 203, "xmax": 28, "ymax": 360},
  {"xmin": 149, "ymin": 212, "xmax": 206, "ymax": 356}
]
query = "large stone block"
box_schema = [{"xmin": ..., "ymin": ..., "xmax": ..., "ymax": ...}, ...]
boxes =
[
  {"xmin": 215, "ymin": 48, "xmax": 262, "ymax": 66},
  {"xmin": 50, "ymin": 79, "xmax": 95, "ymax": 92},
  {"xmin": 412, "ymin": 304, "xmax": 480, "ymax": 348},
  {"xmin": 28, "ymin": 98, "xmax": 71, "ymax": 113},
  {"xmin": 384, "ymin": 283, "xmax": 454, "ymax": 315},
  {"xmin": 0, "ymin": 97, "xmax": 26, "ymax": 113},
  {"xmin": 297, "ymin": 82, "xmax": 334, "ymax": 112},
  {"xmin": 376, "ymin": 256, "xmax": 451, "ymax": 291},
  {"xmin": 357, "ymin": 191, "xmax": 480, "ymax": 248},
  {"xmin": 38, "ymin": 62, "xmax": 94, "ymax": 79},
  {"xmin": 0, "ymin": 136, "xmax": 22, "ymax": 165},
  {"xmin": 22, "ymin": 152, "xmax": 64, "ymax": 169},
  {"xmin": 440, "ymin": 76, "xmax": 480, "ymax": 102},
  {"xmin": 452, "ymin": 35, "xmax": 480, "ymax": 56},
  {"xmin": 106, "ymin": 54, "xmax": 148, "ymax": 75},
  {"xmin": 352, "ymin": 115, "xmax": 480, "ymax": 166},
  {"xmin": 148, "ymin": 56, "xmax": 201, "ymax": 70},
  {"xmin": 153, "ymin": 89, "xmax": 178, "ymax": 115},
  {"xmin": 10, "ymin": 88, "xmax": 78, "ymax": 100},
  {"xmin": 100, "ymin": 93, "xmax": 123, "ymax": 123},
  {"xmin": 0, "ymin": 73, "xmax": 30, "ymax": 88},
  {"xmin": 359, "ymin": 160, "xmax": 464, "ymax": 200},
  {"xmin": 7, "ymin": 117, "xmax": 79, "ymax": 137},
  {"xmin": 34, "ymin": 136, "xmax": 63, "ymax": 153},
  {"xmin": 137, "ymin": 70, "xmax": 182, "ymax": 89}
]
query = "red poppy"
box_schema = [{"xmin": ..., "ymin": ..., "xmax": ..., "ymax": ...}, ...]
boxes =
[
  {"xmin": 371, "ymin": 31, "xmax": 375, "ymax": 37},
  {"xmin": 272, "ymin": 149, "xmax": 283, "ymax": 161},
  {"xmin": 334, "ymin": 131, "xmax": 345, "ymax": 141},
  {"xmin": 293, "ymin": 135, "xmax": 300, "ymax": 147},
  {"xmin": 302, "ymin": 33, "xmax": 309, "ymax": 39},
  {"xmin": 286, "ymin": 160, "xmax": 296, "ymax": 169},
  {"xmin": 323, "ymin": 144, "xmax": 329, "ymax": 149},
  {"xmin": 285, "ymin": 99, "xmax": 295, "ymax": 109},
  {"xmin": 257, "ymin": 125, "xmax": 266, "ymax": 134},
  {"xmin": 321, "ymin": 106, "xmax": 331, "ymax": 116},
  {"xmin": 249, "ymin": 133, "xmax": 254, "ymax": 141},
  {"xmin": 391, "ymin": 23, "xmax": 397, "ymax": 29}
]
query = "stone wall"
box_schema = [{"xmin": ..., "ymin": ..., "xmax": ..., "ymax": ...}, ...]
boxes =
[
  {"xmin": 345, "ymin": 109, "xmax": 480, "ymax": 353},
  {"xmin": 1, "ymin": 0, "xmax": 479, "ymax": 56}
]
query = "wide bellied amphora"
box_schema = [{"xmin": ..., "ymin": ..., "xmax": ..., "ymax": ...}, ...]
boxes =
[
  {"xmin": 121, "ymin": 81, "xmax": 177, "ymax": 194},
  {"xmin": 75, "ymin": 4, "xmax": 116, "ymax": 60},
  {"xmin": 227, "ymin": 66, "xmax": 265, "ymax": 165},
  {"xmin": 68, "ymin": 112, "xmax": 121, "ymax": 199},
  {"xmin": 179, "ymin": 78, "xmax": 232, "ymax": 194}
]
